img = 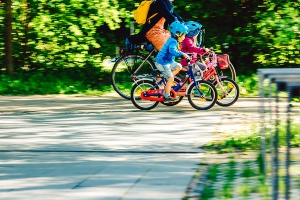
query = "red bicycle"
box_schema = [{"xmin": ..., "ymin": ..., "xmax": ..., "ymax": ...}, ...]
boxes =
[{"xmin": 176, "ymin": 50, "xmax": 239, "ymax": 107}]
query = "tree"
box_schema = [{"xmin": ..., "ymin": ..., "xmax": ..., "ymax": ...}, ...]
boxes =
[{"xmin": 4, "ymin": 0, "xmax": 13, "ymax": 75}]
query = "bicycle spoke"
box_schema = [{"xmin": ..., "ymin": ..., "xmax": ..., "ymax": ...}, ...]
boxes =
[{"xmin": 215, "ymin": 77, "xmax": 239, "ymax": 107}]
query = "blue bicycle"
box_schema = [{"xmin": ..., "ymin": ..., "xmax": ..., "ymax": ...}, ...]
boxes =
[{"xmin": 130, "ymin": 58, "xmax": 217, "ymax": 110}]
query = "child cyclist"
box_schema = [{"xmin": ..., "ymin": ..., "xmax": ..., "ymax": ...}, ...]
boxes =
[
  {"xmin": 180, "ymin": 21, "xmax": 209, "ymax": 74},
  {"xmin": 155, "ymin": 21, "xmax": 189, "ymax": 103}
]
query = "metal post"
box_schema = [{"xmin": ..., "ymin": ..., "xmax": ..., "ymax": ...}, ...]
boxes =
[
  {"xmin": 285, "ymin": 86, "xmax": 292, "ymax": 200},
  {"xmin": 273, "ymin": 85, "xmax": 279, "ymax": 200},
  {"xmin": 116, "ymin": 46, "xmax": 120, "ymax": 57},
  {"xmin": 269, "ymin": 78, "xmax": 276, "ymax": 200},
  {"xmin": 130, "ymin": 21, "xmax": 135, "ymax": 35},
  {"xmin": 259, "ymin": 73, "xmax": 266, "ymax": 176}
]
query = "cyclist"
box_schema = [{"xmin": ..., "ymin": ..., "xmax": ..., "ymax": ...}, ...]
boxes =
[
  {"xmin": 155, "ymin": 21, "xmax": 189, "ymax": 103},
  {"xmin": 126, "ymin": 0, "xmax": 184, "ymax": 51},
  {"xmin": 180, "ymin": 21, "xmax": 209, "ymax": 73}
]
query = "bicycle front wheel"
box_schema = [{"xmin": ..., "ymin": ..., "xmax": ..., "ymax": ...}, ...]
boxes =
[
  {"xmin": 216, "ymin": 62, "xmax": 236, "ymax": 81},
  {"xmin": 187, "ymin": 80, "xmax": 217, "ymax": 110},
  {"xmin": 131, "ymin": 79, "xmax": 159, "ymax": 110},
  {"xmin": 111, "ymin": 53, "xmax": 156, "ymax": 100},
  {"xmin": 215, "ymin": 77, "xmax": 239, "ymax": 107}
]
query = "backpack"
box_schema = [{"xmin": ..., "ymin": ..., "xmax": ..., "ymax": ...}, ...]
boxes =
[{"xmin": 134, "ymin": 0, "xmax": 158, "ymax": 25}]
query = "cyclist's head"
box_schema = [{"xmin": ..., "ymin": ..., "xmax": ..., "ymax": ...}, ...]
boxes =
[
  {"xmin": 185, "ymin": 21, "xmax": 202, "ymax": 38},
  {"xmin": 170, "ymin": 21, "xmax": 188, "ymax": 38}
]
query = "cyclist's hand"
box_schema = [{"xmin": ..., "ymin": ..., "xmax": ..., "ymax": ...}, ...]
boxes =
[
  {"xmin": 203, "ymin": 48, "xmax": 210, "ymax": 53},
  {"xmin": 183, "ymin": 53, "xmax": 189, "ymax": 58},
  {"xmin": 185, "ymin": 54, "xmax": 193, "ymax": 62}
]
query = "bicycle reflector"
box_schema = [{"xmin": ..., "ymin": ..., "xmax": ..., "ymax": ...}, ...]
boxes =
[{"xmin": 119, "ymin": 49, "xmax": 126, "ymax": 54}]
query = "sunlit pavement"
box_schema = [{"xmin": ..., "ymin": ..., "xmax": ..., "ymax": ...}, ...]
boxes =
[{"xmin": 0, "ymin": 95, "xmax": 260, "ymax": 200}]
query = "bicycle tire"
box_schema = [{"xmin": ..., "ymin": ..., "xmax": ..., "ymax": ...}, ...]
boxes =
[
  {"xmin": 187, "ymin": 80, "xmax": 217, "ymax": 110},
  {"xmin": 216, "ymin": 62, "xmax": 236, "ymax": 81},
  {"xmin": 111, "ymin": 53, "xmax": 156, "ymax": 100},
  {"xmin": 215, "ymin": 77, "xmax": 239, "ymax": 107},
  {"xmin": 131, "ymin": 79, "xmax": 159, "ymax": 110}
]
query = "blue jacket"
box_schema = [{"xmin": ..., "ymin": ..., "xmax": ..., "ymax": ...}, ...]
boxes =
[{"xmin": 156, "ymin": 37, "xmax": 184, "ymax": 66}]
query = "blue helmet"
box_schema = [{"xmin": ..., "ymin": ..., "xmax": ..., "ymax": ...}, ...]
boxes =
[
  {"xmin": 185, "ymin": 21, "xmax": 202, "ymax": 37},
  {"xmin": 170, "ymin": 21, "xmax": 188, "ymax": 37}
]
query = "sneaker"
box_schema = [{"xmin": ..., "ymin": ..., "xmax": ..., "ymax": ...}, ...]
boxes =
[
  {"xmin": 109, "ymin": 57, "xmax": 119, "ymax": 63},
  {"xmin": 164, "ymin": 96, "xmax": 177, "ymax": 103}
]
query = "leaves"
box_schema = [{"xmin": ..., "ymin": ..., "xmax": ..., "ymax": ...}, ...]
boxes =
[{"xmin": 0, "ymin": 0, "xmax": 298, "ymax": 74}]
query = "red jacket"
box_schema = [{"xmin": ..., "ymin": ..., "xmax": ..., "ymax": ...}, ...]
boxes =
[{"xmin": 180, "ymin": 37, "xmax": 207, "ymax": 66}]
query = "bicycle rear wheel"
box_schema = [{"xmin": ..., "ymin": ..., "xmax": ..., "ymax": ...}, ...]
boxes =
[
  {"xmin": 215, "ymin": 77, "xmax": 239, "ymax": 107},
  {"xmin": 131, "ymin": 79, "xmax": 159, "ymax": 110},
  {"xmin": 111, "ymin": 53, "xmax": 156, "ymax": 100},
  {"xmin": 187, "ymin": 80, "xmax": 217, "ymax": 110}
]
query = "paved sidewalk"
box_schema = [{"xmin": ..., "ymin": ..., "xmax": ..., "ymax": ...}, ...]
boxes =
[{"xmin": 0, "ymin": 95, "xmax": 260, "ymax": 200}]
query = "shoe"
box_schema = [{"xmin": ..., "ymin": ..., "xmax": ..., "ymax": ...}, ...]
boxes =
[
  {"xmin": 109, "ymin": 57, "xmax": 119, "ymax": 63},
  {"xmin": 164, "ymin": 96, "xmax": 177, "ymax": 103}
]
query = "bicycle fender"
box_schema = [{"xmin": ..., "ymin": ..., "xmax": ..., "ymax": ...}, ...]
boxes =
[
  {"xmin": 186, "ymin": 81, "xmax": 195, "ymax": 95},
  {"xmin": 211, "ymin": 76, "xmax": 228, "ymax": 85},
  {"xmin": 131, "ymin": 78, "xmax": 155, "ymax": 86},
  {"xmin": 186, "ymin": 78, "xmax": 206, "ymax": 96}
]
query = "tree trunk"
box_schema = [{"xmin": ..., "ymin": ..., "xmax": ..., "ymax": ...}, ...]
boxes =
[{"xmin": 4, "ymin": 0, "xmax": 13, "ymax": 75}]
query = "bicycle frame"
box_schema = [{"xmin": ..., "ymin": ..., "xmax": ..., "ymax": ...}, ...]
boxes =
[
  {"xmin": 130, "ymin": 49, "xmax": 157, "ymax": 80},
  {"xmin": 202, "ymin": 52, "xmax": 228, "ymax": 93},
  {"xmin": 139, "ymin": 64, "xmax": 204, "ymax": 102}
]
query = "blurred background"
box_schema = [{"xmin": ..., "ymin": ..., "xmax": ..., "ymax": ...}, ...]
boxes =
[{"xmin": 0, "ymin": 0, "xmax": 299, "ymax": 95}]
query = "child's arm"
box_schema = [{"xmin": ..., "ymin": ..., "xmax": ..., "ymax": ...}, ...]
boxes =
[
  {"xmin": 169, "ymin": 41, "xmax": 188, "ymax": 58},
  {"xmin": 183, "ymin": 38, "xmax": 209, "ymax": 55}
]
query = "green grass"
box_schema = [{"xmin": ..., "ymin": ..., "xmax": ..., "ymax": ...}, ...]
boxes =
[
  {"xmin": 200, "ymin": 159, "xmax": 270, "ymax": 200},
  {"xmin": 1, "ymin": 70, "xmax": 300, "ymax": 102},
  {"xmin": 197, "ymin": 120, "xmax": 300, "ymax": 199},
  {"xmin": 202, "ymin": 121, "xmax": 300, "ymax": 154},
  {"xmin": 0, "ymin": 68, "xmax": 112, "ymax": 95}
]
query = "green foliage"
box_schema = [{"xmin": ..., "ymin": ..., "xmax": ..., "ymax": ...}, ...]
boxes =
[
  {"xmin": 0, "ymin": 0, "xmax": 299, "ymax": 89},
  {"xmin": 237, "ymin": 74, "xmax": 259, "ymax": 97},
  {"xmin": 253, "ymin": 1, "xmax": 300, "ymax": 68},
  {"xmin": 1, "ymin": 0, "xmax": 125, "ymax": 71}
]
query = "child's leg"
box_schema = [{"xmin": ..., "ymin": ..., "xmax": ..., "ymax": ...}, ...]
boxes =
[
  {"xmin": 165, "ymin": 76, "xmax": 174, "ymax": 96},
  {"xmin": 196, "ymin": 61, "xmax": 207, "ymax": 71},
  {"xmin": 170, "ymin": 61, "xmax": 182, "ymax": 76},
  {"xmin": 155, "ymin": 62, "xmax": 174, "ymax": 99},
  {"xmin": 172, "ymin": 65, "xmax": 182, "ymax": 76}
]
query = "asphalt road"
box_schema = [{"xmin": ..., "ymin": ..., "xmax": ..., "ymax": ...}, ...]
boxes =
[{"xmin": 0, "ymin": 95, "xmax": 260, "ymax": 200}]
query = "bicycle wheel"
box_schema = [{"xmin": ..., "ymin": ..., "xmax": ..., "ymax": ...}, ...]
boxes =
[
  {"xmin": 215, "ymin": 77, "xmax": 239, "ymax": 107},
  {"xmin": 216, "ymin": 62, "xmax": 236, "ymax": 81},
  {"xmin": 187, "ymin": 80, "xmax": 217, "ymax": 110},
  {"xmin": 131, "ymin": 79, "xmax": 159, "ymax": 110},
  {"xmin": 111, "ymin": 53, "xmax": 156, "ymax": 100},
  {"xmin": 160, "ymin": 76, "xmax": 184, "ymax": 106}
]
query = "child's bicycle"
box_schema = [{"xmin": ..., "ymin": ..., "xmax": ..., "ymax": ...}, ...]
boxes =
[
  {"xmin": 159, "ymin": 50, "xmax": 239, "ymax": 107},
  {"xmin": 130, "ymin": 57, "xmax": 218, "ymax": 110}
]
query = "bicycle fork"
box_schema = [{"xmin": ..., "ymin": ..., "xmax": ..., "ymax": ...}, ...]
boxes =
[
  {"xmin": 192, "ymin": 77, "xmax": 205, "ymax": 98},
  {"xmin": 214, "ymin": 75, "xmax": 228, "ymax": 99}
]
